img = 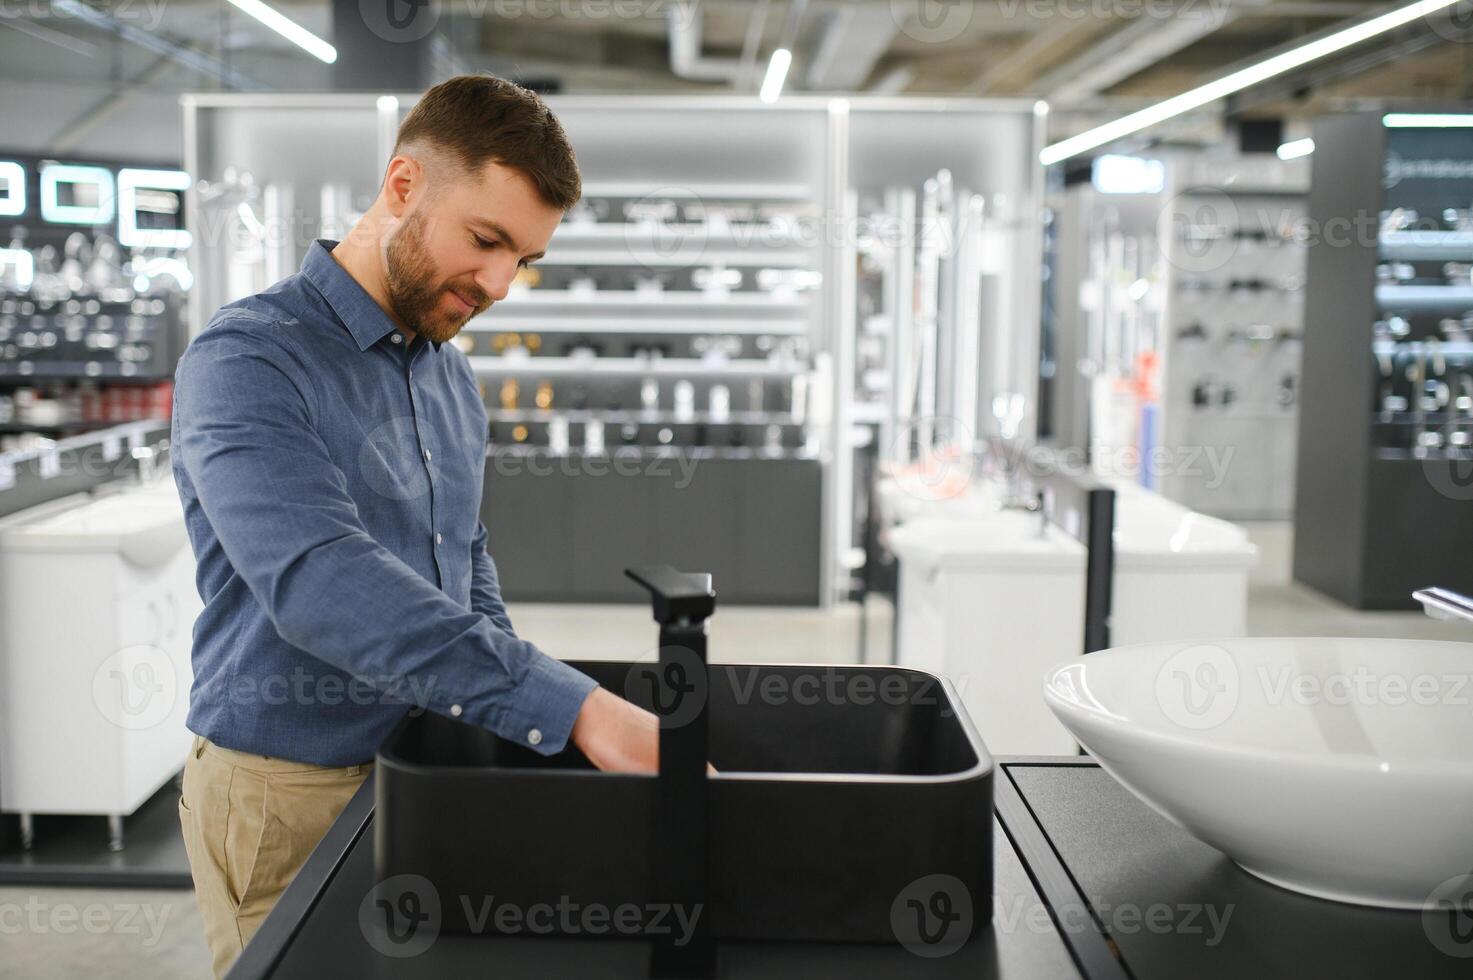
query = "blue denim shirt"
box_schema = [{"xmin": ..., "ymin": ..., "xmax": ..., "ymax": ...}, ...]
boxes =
[{"xmin": 172, "ymin": 239, "xmax": 597, "ymax": 766}]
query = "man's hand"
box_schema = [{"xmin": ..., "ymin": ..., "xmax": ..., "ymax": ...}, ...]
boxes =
[{"xmin": 570, "ymin": 687, "xmax": 716, "ymax": 774}]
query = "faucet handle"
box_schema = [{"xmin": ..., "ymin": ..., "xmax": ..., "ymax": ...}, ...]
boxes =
[
  {"xmin": 129, "ymin": 444, "xmax": 157, "ymax": 484},
  {"xmin": 1413, "ymin": 587, "xmax": 1473, "ymax": 624},
  {"xmin": 625, "ymin": 566, "xmax": 715, "ymax": 625}
]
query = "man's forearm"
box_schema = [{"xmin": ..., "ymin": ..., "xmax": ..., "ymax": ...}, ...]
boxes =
[{"xmin": 469, "ymin": 520, "xmax": 517, "ymax": 636}]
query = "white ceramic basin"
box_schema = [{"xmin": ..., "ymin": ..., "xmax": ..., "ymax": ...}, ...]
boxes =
[
  {"xmin": 1044, "ymin": 637, "xmax": 1473, "ymax": 909},
  {"xmin": 0, "ymin": 489, "xmax": 187, "ymax": 568},
  {"xmin": 1108, "ymin": 479, "xmax": 1258, "ymax": 566}
]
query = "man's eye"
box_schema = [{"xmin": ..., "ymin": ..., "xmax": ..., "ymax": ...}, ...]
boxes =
[{"xmin": 473, "ymin": 235, "xmax": 495, "ymax": 249}]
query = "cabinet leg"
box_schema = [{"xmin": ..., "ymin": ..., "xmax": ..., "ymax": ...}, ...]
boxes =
[
  {"xmin": 18, "ymin": 813, "xmax": 34, "ymax": 850},
  {"xmin": 107, "ymin": 814, "xmax": 125, "ymax": 853}
]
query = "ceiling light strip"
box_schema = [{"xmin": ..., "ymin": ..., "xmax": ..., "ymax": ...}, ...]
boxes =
[
  {"xmin": 224, "ymin": 0, "xmax": 337, "ymax": 64},
  {"xmin": 1383, "ymin": 113, "xmax": 1473, "ymax": 127},
  {"xmin": 1040, "ymin": 0, "xmax": 1463, "ymax": 165}
]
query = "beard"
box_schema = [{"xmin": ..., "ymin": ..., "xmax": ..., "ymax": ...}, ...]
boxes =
[{"xmin": 383, "ymin": 210, "xmax": 489, "ymax": 344}]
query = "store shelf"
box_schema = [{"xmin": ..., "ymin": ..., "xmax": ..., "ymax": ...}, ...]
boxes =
[
  {"xmin": 1380, "ymin": 230, "xmax": 1473, "ymax": 262},
  {"xmin": 1177, "ymin": 185, "xmax": 1307, "ymax": 198},
  {"xmin": 547, "ymin": 223, "xmax": 814, "ymax": 262},
  {"xmin": 0, "ymin": 420, "xmax": 157, "ymax": 436},
  {"xmin": 0, "ymin": 365, "xmax": 173, "ymax": 382},
  {"xmin": 579, "ymin": 181, "xmax": 812, "ymax": 200},
  {"xmin": 486, "ymin": 443, "xmax": 821, "ymax": 462},
  {"xmin": 467, "ymin": 356, "xmax": 804, "ymax": 378},
  {"xmin": 1372, "ymin": 339, "xmax": 1473, "ymax": 357},
  {"xmin": 490, "ymin": 409, "xmax": 803, "ymax": 425},
  {"xmin": 1375, "ymin": 284, "xmax": 1473, "ymax": 313},
  {"xmin": 492, "ymin": 290, "xmax": 809, "ymax": 313},
  {"xmin": 537, "ymin": 247, "xmax": 814, "ymax": 268},
  {"xmin": 463, "ymin": 315, "xmax": 808, "ymax": 336}
]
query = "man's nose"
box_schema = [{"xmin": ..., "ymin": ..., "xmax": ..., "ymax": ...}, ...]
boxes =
[{"xmin": 475, "ymin": 259, "xmax": 515, "ymax": 304}]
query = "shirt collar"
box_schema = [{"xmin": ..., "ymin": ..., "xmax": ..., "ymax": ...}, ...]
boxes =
[{"xmin": 300, "ymin": 239, "xmax": 441, "ymax": 353}]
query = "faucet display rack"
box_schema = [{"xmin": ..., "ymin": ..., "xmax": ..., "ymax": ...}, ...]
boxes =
[
  {"xmin": 1294, "ymin": 112, "xmax": 1473, "ymax": 609},
  {"xmin": 183, "ymin": 94, "xmax": 1045, "ymax": 606},
  {"xmin": 1052, "ymin": 146, "xmax": 1308, "ymax": 520}
]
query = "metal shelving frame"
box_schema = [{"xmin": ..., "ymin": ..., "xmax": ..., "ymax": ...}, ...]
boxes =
[{"xmin": 182, "ymin": 93, "xmax": 1045, "ymax": 606}]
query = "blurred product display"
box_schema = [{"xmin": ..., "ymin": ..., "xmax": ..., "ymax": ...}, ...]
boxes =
[
  {"xmin": 0, "ymin": 155, "xmax": 189, "ymax": 449},
  {"xmin": 1295, "ymin": 113, "xmax": 1473, "ymax": 608},
  {"xmin": 1058, "ymin": 147, "xmax": 1308, "ymax": 519},
  {"xmin": 183, "ymin": 95, "xmax": 1045, "ymax": 605},
  {"xmin": 470, "ymin": 181, "xmax": 822, "ymax": 464}
]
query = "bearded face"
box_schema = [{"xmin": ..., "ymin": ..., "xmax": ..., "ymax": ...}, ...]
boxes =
[
  {"xmin": 374, "ymin": 158, "xmax": 564, "ymax": 344},
  {"xmin": 383, "ymin": 209, "xmax": 492, "ymax": 344}
]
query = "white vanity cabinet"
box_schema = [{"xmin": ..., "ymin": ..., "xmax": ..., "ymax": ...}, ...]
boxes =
[{"xmin": 0, "ymin": 483, "xmax": 198, "ymax": 850}]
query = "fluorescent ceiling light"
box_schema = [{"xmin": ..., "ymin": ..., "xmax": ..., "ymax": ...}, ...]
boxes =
[
  {"xmin": 40, "ymin": 163, "xmax": 114, "ymax": 225},
  {"xmin": 225, "ymin": 0, "xmax": 336, "ymax": 64},
  {"xmin": 1383, "ymin": 113, "xmax": 1473, "ymax": 127},
  {"xmin": 1040, "ymin": 0, "xmax": 1465, "ymax": 165},
  {"xmin": 0, "ymin": 162, "xmax": 24, "ymax": 217},
  {"xmin": 1276, "ymin": 137, "xmax": 1315, "ymax": 160},
  {"xmin": 760, "ymin": 48, "xmax": 792, "ymax": 104},
  {"xmin": 1092, "ymin": 154, "xmax": 1166, "ymax": 194},
  {"xmin": 117, "ymin": 168, "xmax": 193, "ymax": 250}
]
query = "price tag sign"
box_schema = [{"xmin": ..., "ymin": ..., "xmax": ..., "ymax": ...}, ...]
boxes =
[
  {"xmin": 102, "ymin": 436, "xmax": 122, "ymax": 462},
  {"xmin": 0, "ymin": 460, "xmax": 14, "ymax": 491},
  {"xmin": 38, "ymin": 449, "xmax": 61, "ymax": 479}
]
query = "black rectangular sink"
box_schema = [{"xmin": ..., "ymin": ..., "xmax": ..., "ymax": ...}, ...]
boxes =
[{"xmin": 374, "ymin": 659, "xmax": 991, "ymax": 944}]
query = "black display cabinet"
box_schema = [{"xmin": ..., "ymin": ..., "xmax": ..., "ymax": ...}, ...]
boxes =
[
  {"xmin": 483, "ymin": 450, "xmax": 823, "ymax": 605},
  {"xmin": 1293, "ymin": 112, "xmax": 1473, "ymax": 609}
]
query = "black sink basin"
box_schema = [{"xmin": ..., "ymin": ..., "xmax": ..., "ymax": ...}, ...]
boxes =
[{"xmin": 374, "ymin": 659, "xmax": 992, "ymax": 944}]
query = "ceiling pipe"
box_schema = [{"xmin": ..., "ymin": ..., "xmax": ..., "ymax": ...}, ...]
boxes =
[
  {"xmin": 668, "ymin": 0, "xmax": 744, "ymax": 83},
  {"xmin": 804, "ymin": 2, "xmax": 897, "ymax": 92},
  {"xmin": 737, "ymin": 0, "xmax": 771, "ymax": 90},
  {"xmin": 51, "ymin": 0, "xmax": 262, "ymax": 90}
]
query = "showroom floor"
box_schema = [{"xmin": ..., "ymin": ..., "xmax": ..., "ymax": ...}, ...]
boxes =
[{"xmin": 1, "ymin": 522, "xmax": 1464, "ymax": 980}]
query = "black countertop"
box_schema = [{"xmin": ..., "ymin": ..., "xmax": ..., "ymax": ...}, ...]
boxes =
[
  {"xmin": 227, "ymin": 758, "xmax": 1472, "ymax": 979},
  {"xmin": 1004, "ymin": 761, "xmax": 1472, "ymax": 980}
]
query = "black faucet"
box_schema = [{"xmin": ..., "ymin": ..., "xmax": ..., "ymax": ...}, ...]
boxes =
[{"xmin": 625, "ymin": 566, "xmax": 717, "ymax": 978}]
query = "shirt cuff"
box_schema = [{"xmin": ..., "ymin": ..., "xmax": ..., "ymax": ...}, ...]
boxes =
[{"xmin": 497, "ymin": 653, "xmax": 599, "ymax": 756}]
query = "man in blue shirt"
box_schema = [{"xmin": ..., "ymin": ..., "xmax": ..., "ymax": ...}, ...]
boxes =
[{"xmin": 173, "ymin": 75, "xmax": 661, "ymax": 976}]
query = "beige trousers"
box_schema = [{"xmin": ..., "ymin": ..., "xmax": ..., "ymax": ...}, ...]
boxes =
[{"xmin": 177, "ymin": 735, "xmax": 371, "ymax": 978}]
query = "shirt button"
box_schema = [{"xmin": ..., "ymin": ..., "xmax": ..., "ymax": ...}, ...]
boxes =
[
  {"xmin": 527, "ymin": 729, "xmax": 543, "ymax": 746},
  {"xmin": 423, "ymin": 449, "xmax": 432, "ymax": 462},
  {"xmin": 435, "ymin": 532, "xmax": 443, "ymax": 545},
  {"xmin": 450, "ymin": 704, "xmax": 463, "ymax": 717},
  {"xmin": 390, "ymin": 334, "xmax": 403, "ymax": 344}
]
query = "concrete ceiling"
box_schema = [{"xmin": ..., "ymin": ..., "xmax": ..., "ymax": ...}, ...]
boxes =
[{"xmin": 2, "ymin": 0, "xmax": 1471, "ymax": 160}]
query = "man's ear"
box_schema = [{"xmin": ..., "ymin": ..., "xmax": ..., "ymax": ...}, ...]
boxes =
[{"xmin": 382, "ymin": 154, "xmax": 423, "ymax": 219}]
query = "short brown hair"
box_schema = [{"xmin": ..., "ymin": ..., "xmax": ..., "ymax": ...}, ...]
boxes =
[{"xmin": 395, "ymin": 74, "xmax": 581, "ymax": 210}]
